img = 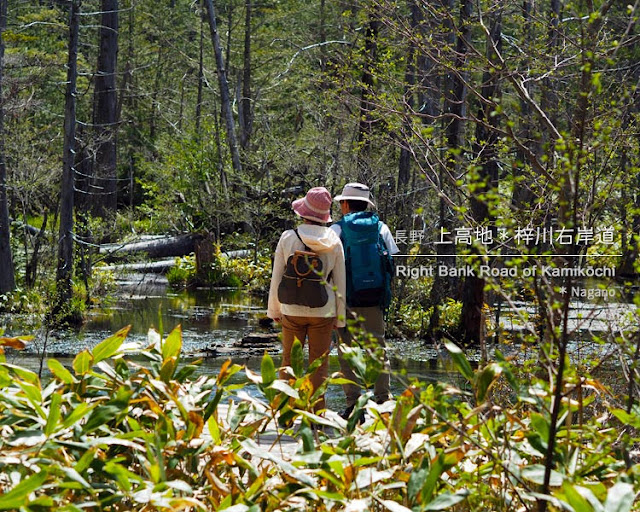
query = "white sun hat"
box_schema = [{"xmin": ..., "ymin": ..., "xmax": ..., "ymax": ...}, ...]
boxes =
[{"xmin": 333, "ymin": 182, "xmax": 376, "ymax": 207}]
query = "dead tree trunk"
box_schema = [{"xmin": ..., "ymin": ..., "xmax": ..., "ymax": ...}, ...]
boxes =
[
  {"xmin": 239, "ymin": 0, "xmax": 252, "ymax": 149},
  {"xmin": 0, "ymin": 0, "xmax": 15, "ymax": 294},
  {"xmin": 203, "ymin": 0, "xmax": 243, "ymax": 175},
  {"xmin": 92, "ymin": 0, "xmax": 119, "ymax": 217},
  {"xmin": 55, "ymin": 0, "xmax": 81, "ymax": 312}
]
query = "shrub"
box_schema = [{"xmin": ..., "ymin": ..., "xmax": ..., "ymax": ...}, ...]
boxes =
[{"xmin": 0, "ymin": 326, "xmax": 637, "ymax": 511}]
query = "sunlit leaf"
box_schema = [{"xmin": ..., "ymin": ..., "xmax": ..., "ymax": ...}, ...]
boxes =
[
  {"xmin": 380, "ymin": 500, "xmax": 412, "ymax": 512},
  {"xmin": 270, "ymin": 379, "xmax": 300, "ymax": 398},
  {"xmin": 444, "ymin": 340, "xmax": 473, "ymax": 381},
  {"xmin": 93, "ymin": 325, "xmax": 131, "ymax": 363},
  {"xmin": 162, "ymin": 324, "xmax": 182, "ymax": 361},
  {"xmin": 73, "ymin": 350, "xmax": 93, "ymax": 375},
  {"xmin": 48, "ymin": 359, "xmax": 76, "ymax": 384},
  {"xmin": 0, "ymin": 335, "xmax": 32, "ymax": 349},
  {"xmin": 0, "ymin": 470, "xmax": 48, "ymax": 509},
  {"xmin": 44, "ymin": 392, "xmax": 62, "ymax": 437},
  {"xmin": 423, "ymin": 490, "xmax": 470, "ymax": 511},
  {"xmin": 603, "ymin": 483, "xmax": 634, "ymax": 512},
  {"xmin": 521, "ymin": 465, "xmax": 564, "ymax": 486},
  {"xmin": 2, "ymin": 363, "xmax": 40, "ymax": 385},
  {"xmin": 291, "ymin": 338, "xmax": 304, "ymax": 378}
]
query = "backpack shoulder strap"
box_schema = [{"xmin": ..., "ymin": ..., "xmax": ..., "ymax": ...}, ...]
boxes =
[{"xmin": 293, "ymin": 228, "xmax": 311, "ymax": 252}]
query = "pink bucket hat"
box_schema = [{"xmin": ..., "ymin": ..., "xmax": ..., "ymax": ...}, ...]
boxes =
[{"xmin": 292, "ymin": 187, "xmax": 333, "ymax": 223}]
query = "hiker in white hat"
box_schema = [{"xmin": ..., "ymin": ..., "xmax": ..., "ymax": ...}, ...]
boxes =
[{"xmin": 330, "ymin": 182, "xmax": 399, "ymax": 422}]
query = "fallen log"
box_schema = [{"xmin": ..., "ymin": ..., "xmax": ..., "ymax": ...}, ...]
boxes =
[
  {"xmin": 234, "ymin": 332, "xmax": 279, "ymax": 348},
  {"xmin": 101, "ymin": 259, "xmax": 177, "ymax": 273},
  {"xmin": 99, "ymin": 233, "xmax": 204, "ymax": 261},
  {"xmin": 101, "ymin": 250, "xmax": 255, "ymax": 274}
]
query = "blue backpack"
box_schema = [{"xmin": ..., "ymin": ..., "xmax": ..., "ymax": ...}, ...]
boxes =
[{"xmin": 338, "ymin": 211, "xmax": 394, "ymax": 309}]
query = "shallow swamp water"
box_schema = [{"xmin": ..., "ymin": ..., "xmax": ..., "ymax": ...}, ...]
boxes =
[
  {"xmin": 2, "ymin": 274, "xmax": 636, "ymax": 410},
  {"xmin": 1, "ymin": 275, "xmax": 455, "ymax": 410}
]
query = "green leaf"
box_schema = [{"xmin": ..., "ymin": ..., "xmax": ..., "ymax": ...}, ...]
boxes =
[
  {"xmin": 422, "ymin": 451, "xmax": 457, "ymax": 503},
  {"xmin": 93, "ymin": 325, "xmax": 131, "ymax": 363},
  {"xmin": 291, "ymin": 338, "xmax": 304, "ymax": 378},
  {"xmin": 521, "ymin": 465, "xmax": 564, "ymax": 486},
  {"xmin": 2, "ymin": 363, "xmax": 40, "ymax": 385},
  {"xmin": 560, "ymin": 482, "xmax": 596, "ymax": 512},
  {"xmin": 444, "ymin": 340, "xmax": 473, "ymax": 381},
  {"xmin": 48, "ymin": 359, "xmax": 76, "ymax": 384},
  {"xmin": 474, "ymin": 363, "xmax": 502, "ymax": 403},
  {"xmin": 44, "ymin": 392, "xmax": 62, "ymax": 437},
  {"xmin": 83, "ymin": 387, "xmax": 132, "ymax": 433},
  {"xmin": 73, "ymin": 350, "xmax": 93, "ymax": 375},
  {"xmin": 261, "ymin": 351, "xmax": 277, "ymax": 387},
  {"xmin": 62, "ymin": 402, "xmax": 93, "ymax": 429},
  {"xmin": 408, "ymin": 457, "xmax": 429, "ymax": 504},
  {"xmin": 603, "ymin": 483, "xmax": 634, "ymax": 512},
  {"xmin": 160, "ymin": 357, "xmax": 177, "ymax": 383},
  {"xmin": 0, "ymin": 470, "xmax": 48, "ymax": 509},
  {"xmin": 530, "ymin": 413, "xmax": 550, "ymax": 443},
  {"xmin": 162, "ymin": 324, "xmax": 182, "ymax": 362},
  {"xmin": 423, "ymin": 490, "xmax": 470, "ymax": 511}
]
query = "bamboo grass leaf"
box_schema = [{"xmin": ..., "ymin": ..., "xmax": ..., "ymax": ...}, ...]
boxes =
[
  {"xmin": 444, "ymin": 340, "xmax": 474, "ymax": 381},
  {"xmin": 0, "ymin": 470, "xmax": 48, "ymax": 510},
  {"xmin": 48, "ymin": 359, "xmax": 76, "ymax": 384},
  {"xmin": 92, "ymin": 325, "xmax": 131, "ymax": 363}
]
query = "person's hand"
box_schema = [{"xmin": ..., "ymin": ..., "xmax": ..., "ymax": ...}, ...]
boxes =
[{"xmin": 274, "ymin": 316, "xmax": 282, "ymax": 323}]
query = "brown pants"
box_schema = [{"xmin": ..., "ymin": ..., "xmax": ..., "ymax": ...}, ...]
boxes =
[{"xmin": 280, "ymin": 314, "xmax": 335, "ymax": 411}]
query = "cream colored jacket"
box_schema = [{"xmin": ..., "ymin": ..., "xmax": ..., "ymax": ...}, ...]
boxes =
[{"xmin": 267, "ymin": 224, "xmax": 346, "ymax": 327}]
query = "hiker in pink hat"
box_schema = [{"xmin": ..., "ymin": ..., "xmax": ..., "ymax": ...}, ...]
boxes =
[{"xmin": 267, "ymin": 186, "xmax": 346, "ymax": 413}]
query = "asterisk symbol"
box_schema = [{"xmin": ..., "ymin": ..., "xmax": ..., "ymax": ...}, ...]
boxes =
[{"xmin": 559, "ymin": 286, "xmax": 567, "ymax": 294}]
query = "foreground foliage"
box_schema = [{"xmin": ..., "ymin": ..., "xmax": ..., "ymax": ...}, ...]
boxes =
[{"xmin": 0, "ymin": 327, "xmax": 638, "ymax": 511}]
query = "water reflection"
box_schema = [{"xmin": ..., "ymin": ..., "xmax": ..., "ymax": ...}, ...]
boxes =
[{"xmin": 4, "ymin": 284, "xmax": 458, "ymax": 410}]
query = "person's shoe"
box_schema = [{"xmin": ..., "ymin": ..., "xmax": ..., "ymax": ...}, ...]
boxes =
[
  {"xmin": 340, "ymin": 404, "xmax": 364, "ymax": 424},
  {"xmin": 374, "ymin": 394, "xmax": 391, "ymax": 405}
]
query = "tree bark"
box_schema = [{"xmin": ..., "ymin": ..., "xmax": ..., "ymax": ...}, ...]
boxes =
[
  {"xmin": 56, "ymin": 0, "xmax": 81, "ymax": 309},
  {"xmin": 511, "ymin": 0, "xmax": 538, "ymax": 209},
  {"xmin": 461, "ymin": 3, "xmax": 502, "ymax": 346},
  {"xmin": 0, "ymin": 0, "xmax": 15, "ymax": 294},
  {"xmin": 428, "ymin": 0, "xmax": 471, "ymax": 319},
  {"xmin": 196, "ymin": 5, "xmax": 205, "ymax": 135},
  {"xmin": 239, "ymin": 0, "xmax": 252, "ymax": 149},
  {"xmin": 203, "ymin": 0, "xmax": 243, "ymax": 175},
  {"xmin": 356, "ymin": 13, "xmax": 380, "ymax": 180},
  {"xmin": 92, "ymin": 0, "xmax": 119, "ymax": 217}
]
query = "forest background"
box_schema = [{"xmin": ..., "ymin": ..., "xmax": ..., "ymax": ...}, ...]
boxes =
[{"xmin": 0, "ymin": 0, "xmax": 639, "ymax": 343}]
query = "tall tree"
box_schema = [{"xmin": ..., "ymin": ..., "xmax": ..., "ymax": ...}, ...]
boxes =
[
  {"xmin": 355, "ymin": 12, "xmax": 380, "ymax": 180},
  {"xmin": 427, "ymin": 0, "xmax": 472, "ymax": 333},
  {"xmin": 460, "ymin": 2, "xmax": 502, "ymax": 345},
  {"xmin": 0, "ymin": 0, "xmax": 15, "ymax": 294},
  {"xmin": 91, "ymin": 0, "xmax": 119, "ymax": 217},
  {"xmin": 204, "ymin": 0, "xmax": 243, "ymax": 175},
  {"xmin": 56, "ymin": 0, "xmax": 81, "ymax": 312},
  {"xmin": 238, "ymin": 0, "xmax": 252, "ymax": 149}
]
